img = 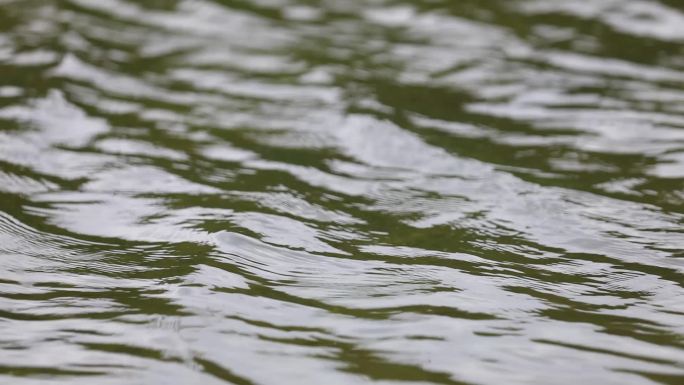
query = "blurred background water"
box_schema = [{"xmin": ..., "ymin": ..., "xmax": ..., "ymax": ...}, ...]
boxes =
[{"xmin": 0, "ymin": 0, "xmax": 683, "ymax": 384}]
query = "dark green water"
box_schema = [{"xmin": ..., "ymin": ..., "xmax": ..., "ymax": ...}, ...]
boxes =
[{"xmin": 1, "ymin": 0, "xmax": 683, "ymax": 384}]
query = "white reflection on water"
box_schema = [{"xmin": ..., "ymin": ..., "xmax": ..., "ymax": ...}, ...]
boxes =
[{"xmin": 0, "ymin": 0, "xmax": 683, "ymax": 384}]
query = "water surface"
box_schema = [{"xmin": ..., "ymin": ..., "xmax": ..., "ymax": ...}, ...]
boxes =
[{"xmin": 0, "ymin": 0, "xmax": 683, "ymax": 384}]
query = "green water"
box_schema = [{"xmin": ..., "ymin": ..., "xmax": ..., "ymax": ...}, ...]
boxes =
[{"xmin": 0, "ymin": 0, "xmax": 683, "ymax": 384}]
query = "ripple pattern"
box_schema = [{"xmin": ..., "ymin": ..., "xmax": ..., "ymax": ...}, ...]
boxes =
[{"xmin": 0, "ymin": 1, "xmax": 683, "ymax": 384}]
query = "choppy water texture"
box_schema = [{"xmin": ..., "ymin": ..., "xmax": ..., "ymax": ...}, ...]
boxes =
[{"xmin": 0, "ymin": 0, "xmax": 683, "ymax": 384}]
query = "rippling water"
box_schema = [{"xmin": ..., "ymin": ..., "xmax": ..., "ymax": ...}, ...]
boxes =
[{"xmin": 1, "ymin": 0, "xmax": 683, "ymax": 384}]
